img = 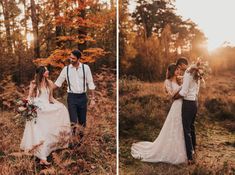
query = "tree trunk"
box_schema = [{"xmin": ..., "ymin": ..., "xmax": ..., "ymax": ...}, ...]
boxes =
[
  {"xmin": 30, "ymin": 0, "xmax": 40, "ymax": 58},
  {"xmin": 0, "ymin": 0, "xmax": 13, "ymax": 53},
  {"xmin": 110, "ymin": 0, "xmax": 115, "ymax": 9},
  {"xmin": 77, "ymin": 0, "xmax": 87, "ymax": 52},
  {"xmin": 22, "ymin": 0, "xmax": 28, "ymax": 49},
  {"xmin": 54, "ymin": 0, "xmax": 62, "ymax": 48},
  {"xmin": 12, "ymin": 18, "xmax": 16, "ymax": 52}
]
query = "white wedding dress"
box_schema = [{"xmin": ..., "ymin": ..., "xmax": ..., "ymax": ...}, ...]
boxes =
[
  {"xmin": 131, "ymin": 80, "xmax": 187, "ymax": 164},
  {"xmin": 20, "ymin": 88, "xmax": 71, "ymax": 160}
]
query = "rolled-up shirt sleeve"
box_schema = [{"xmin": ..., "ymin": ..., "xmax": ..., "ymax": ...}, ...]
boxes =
[
  {"xmin": 179, "ymin": 73, "xmax": 191, "ymax": 97},
  {"xmin": 55, "ymin": 67, "xmax": 66, "ymax": 87},
  {"xmin": 86, "ymin": 65, "xmax": 96, "ymax": 90}
]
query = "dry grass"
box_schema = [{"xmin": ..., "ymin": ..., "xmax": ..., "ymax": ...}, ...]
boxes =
[
  {"xmin": 119, "ymin": 71, "xmax": 235, "ymax": 175},
  {"xmin": 0, "ymin": 69, "xmax": 116, "ymax": 175}
]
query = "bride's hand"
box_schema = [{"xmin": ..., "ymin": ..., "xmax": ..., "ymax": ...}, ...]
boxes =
[
  {"xmin": 49, "ymin": 97, "xmax": 56, "ymax": 104},
  {"xmin": 49, "ymin": 100, "xmax": 54, "ymax": 104}
]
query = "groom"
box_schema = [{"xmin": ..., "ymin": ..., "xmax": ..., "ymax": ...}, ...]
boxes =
[
  {"xmin": 174, "ymin": 57, "xmax": 200, "ymax": 165},
  {"xmin": 54, "ymin": 50, "xmax": 96, "ymax": 136}
]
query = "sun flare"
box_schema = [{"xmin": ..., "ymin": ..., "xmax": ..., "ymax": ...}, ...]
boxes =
[
  {"xmin": 207, "ymin": 41, "xmax": 220, "ymax": 52},
  {"xmin": 26, "ymin": 33, "xmax": 34, "ymax": 43},
  {"xmin": 175, "ymin": 0, "xmax": 235, "ymax": 52}
]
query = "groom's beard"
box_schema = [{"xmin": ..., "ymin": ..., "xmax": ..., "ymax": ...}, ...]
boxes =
[
  {"xmin": 71, "ymin": 61, "xmax": 80, "ymax": 67},
  {"xmin": 69, "ymin": 59, "xmax": 78, "ymax": 65}
]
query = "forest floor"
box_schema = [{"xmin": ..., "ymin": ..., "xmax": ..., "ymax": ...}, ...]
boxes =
[
  {"xmin": 0, "ymin": 68, "xmax": 116, "ymax": 175},
  {"xmin": 119, "ymin": 71, "xmax": 235, "ymax": 175}
]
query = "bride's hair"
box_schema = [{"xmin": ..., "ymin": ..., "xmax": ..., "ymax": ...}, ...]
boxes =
[
  {"xmin": 166, "ymin": 63, "xmax": 177, "ymax": 80},
  {"xmin": 34, "ymin": 66, "xmax": 51, "ymax": 97}
]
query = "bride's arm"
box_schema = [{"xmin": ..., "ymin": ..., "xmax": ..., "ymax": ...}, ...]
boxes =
[
  {"xmin": 164, "ymin": 80, "xmax": 174, "ymax": 97},
  {"xmin": 48, "ymin": 79, "xmax": 57, "ymax": 103},
  {"xmin": 27, "ymin": 80, "xmax": 36, "ymax": 100},
  {"xmin": 164, "ymin": 80, "xmax": 182, "ymax": 98}
]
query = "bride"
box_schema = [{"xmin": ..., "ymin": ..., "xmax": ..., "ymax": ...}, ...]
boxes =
[
  {"xmin": 20, "ymin": 66, "xmax": 71, "ymax": 165},
  {"xmin": 131, "ymin": 63, "xmax": 187, "ymax": 164}
]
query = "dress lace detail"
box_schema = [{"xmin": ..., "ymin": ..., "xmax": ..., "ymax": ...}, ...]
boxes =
[{"xmin": 131, "ymin": 80, "xmax": 187, "ymax": 164}]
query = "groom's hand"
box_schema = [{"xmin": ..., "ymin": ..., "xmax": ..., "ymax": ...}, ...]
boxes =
[
  {"xmin": 173, "ymin": 93, "xmax": 183, "ymax": 100},
  {"xmin": 89, "ymin": 90, "xmax": 95, "ymax": 107}
]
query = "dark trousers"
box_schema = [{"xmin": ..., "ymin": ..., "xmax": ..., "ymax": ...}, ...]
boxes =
[
  {"xmin": 67, "ymin": 93, "xmax": 88, "ymax": 135},
  {"xmin": 182, "ymin": 100, "xmax": 197, "ymax": 160}
]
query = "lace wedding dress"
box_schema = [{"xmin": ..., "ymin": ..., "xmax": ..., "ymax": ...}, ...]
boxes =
[
  {"xmin": 20, "ymin": 88, "xmax": 71, "ymax": 160},
  {"xmin": 131, "ymin": 80, "xmax": 187, "ymax": 164}
]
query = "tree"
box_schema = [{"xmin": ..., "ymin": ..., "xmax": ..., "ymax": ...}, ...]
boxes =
[
  {"xmin": 119, "ymin": 0, "xmax": 129, "ymax": 58},
  {"xmin": 119, "ymin": 0, "xmax": 138, "ymax": 73},
  {"xmin": 120, "ymin": 0, "xmax": 210, "ymax": 81},
  {"xmin": 93, "ymin": 0, "xmax": 116, "ymax": 68},
  {"xmin": 160, "ymin": 24, "xmax": 172, "ymax": 73},
  {"xmin": 130, "ymin": 36, "xmax": 162, "ymax": 81},
  {"xmin": 19, "ymin": 0, "xmax": 29, "ymax": 49},
  {"xmin": 30, "ymin": 0, "xmax": 40, "ymax": 58},
  {"xmin": 0, "ymin": 0, "xmax": 13, "ymax": 53},
  {"xmin": 132, "ymin": 0, "xmax": 176, "ymax": 39},
  {"xmin": 54, "ymin": 0, "xmax": 62, "ymax": 48},
  {"xmin": 190, "ymin": 25, "xmax": 208, "ymax": 59},
  {"xmin": 34, "ymin": 0, "xmax": 107, "ymax": 68}
]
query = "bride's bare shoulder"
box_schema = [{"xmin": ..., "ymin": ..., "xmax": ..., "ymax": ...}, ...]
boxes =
[
  {"xmin": 46, "ymin": 79, "xmax": 54, "ymax": 84},
  {"xmin": 47, "ymin": 79, "xmax": 55, "ymax": 88}
]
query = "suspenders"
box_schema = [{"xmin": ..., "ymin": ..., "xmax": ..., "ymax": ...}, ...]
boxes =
[
  {"xmin": 67, "ymin": 65, "xmax": 71, "ymax": 92},
  {"xmin": 67, "ymin": 64, "xmax": 86, "ymax": 93},
  {"xmin": 82, "ymin": 64, "xmax": 85, "ymax": 92}
]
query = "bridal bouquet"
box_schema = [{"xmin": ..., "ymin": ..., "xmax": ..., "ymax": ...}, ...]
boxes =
[
  {"xmin": 187, "ymin": 57, "xmax": 211, "ymax": 82},
  {"xmin": 16, "ymin": 98, "xmax": 38, "ymax": 123}
]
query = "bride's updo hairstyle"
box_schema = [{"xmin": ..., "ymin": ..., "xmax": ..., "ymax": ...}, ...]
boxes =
[
  {"xmin": 34, "ymin": 66, "xmax": 50, "ymax": 97},
  {"xmin": 166, "ymin": 63, "xmax": 177, "ymax": 80}
]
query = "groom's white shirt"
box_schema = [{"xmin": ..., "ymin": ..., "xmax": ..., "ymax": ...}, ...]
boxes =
[
  {"xmin": 179, "ymin": 67, "xmax": 200, "ymax": 101},
  {"xmin": 55, "ymin": 63, "xmax": 96, "ymax": 93}
]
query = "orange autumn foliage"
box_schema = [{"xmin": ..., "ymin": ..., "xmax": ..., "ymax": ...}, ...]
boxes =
[{"xmin": 34, "ymin": 0, "xmax": 110, "ymax": 68}]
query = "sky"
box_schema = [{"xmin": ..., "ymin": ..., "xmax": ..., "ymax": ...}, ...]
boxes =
[
  {"xmin": 128, "ymin": 0, "xmax": 235, "ymax": 51},
  {"xmin": 1, "ymin": 0, "xmax": 235, "ymax": 51},
  {"xmin": 175, "ymin": 0, "xmax": 235, "ymax": 51}
]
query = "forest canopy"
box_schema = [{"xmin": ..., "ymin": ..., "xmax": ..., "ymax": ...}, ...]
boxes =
[
  {"xmin": 0, "ymin": 0, "xmax": 116, "ymax": 84},
  {"xmin": 119, "ymin": 0, "xmax": 235, "ymax": 81}
]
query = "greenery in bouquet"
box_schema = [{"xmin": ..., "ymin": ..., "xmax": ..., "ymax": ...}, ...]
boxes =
[{"xmin": 16, "ymin": 99, "xmax": 39, "ymax": 123}]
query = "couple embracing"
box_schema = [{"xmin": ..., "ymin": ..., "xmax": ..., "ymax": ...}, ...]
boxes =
[
  {"xmin": 20, "ymin": 50, "xmax": 95, "ymax": 165},
  {"xmin": 131, "ymin": 57, "xmax": 201, "ymax": 165}
]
